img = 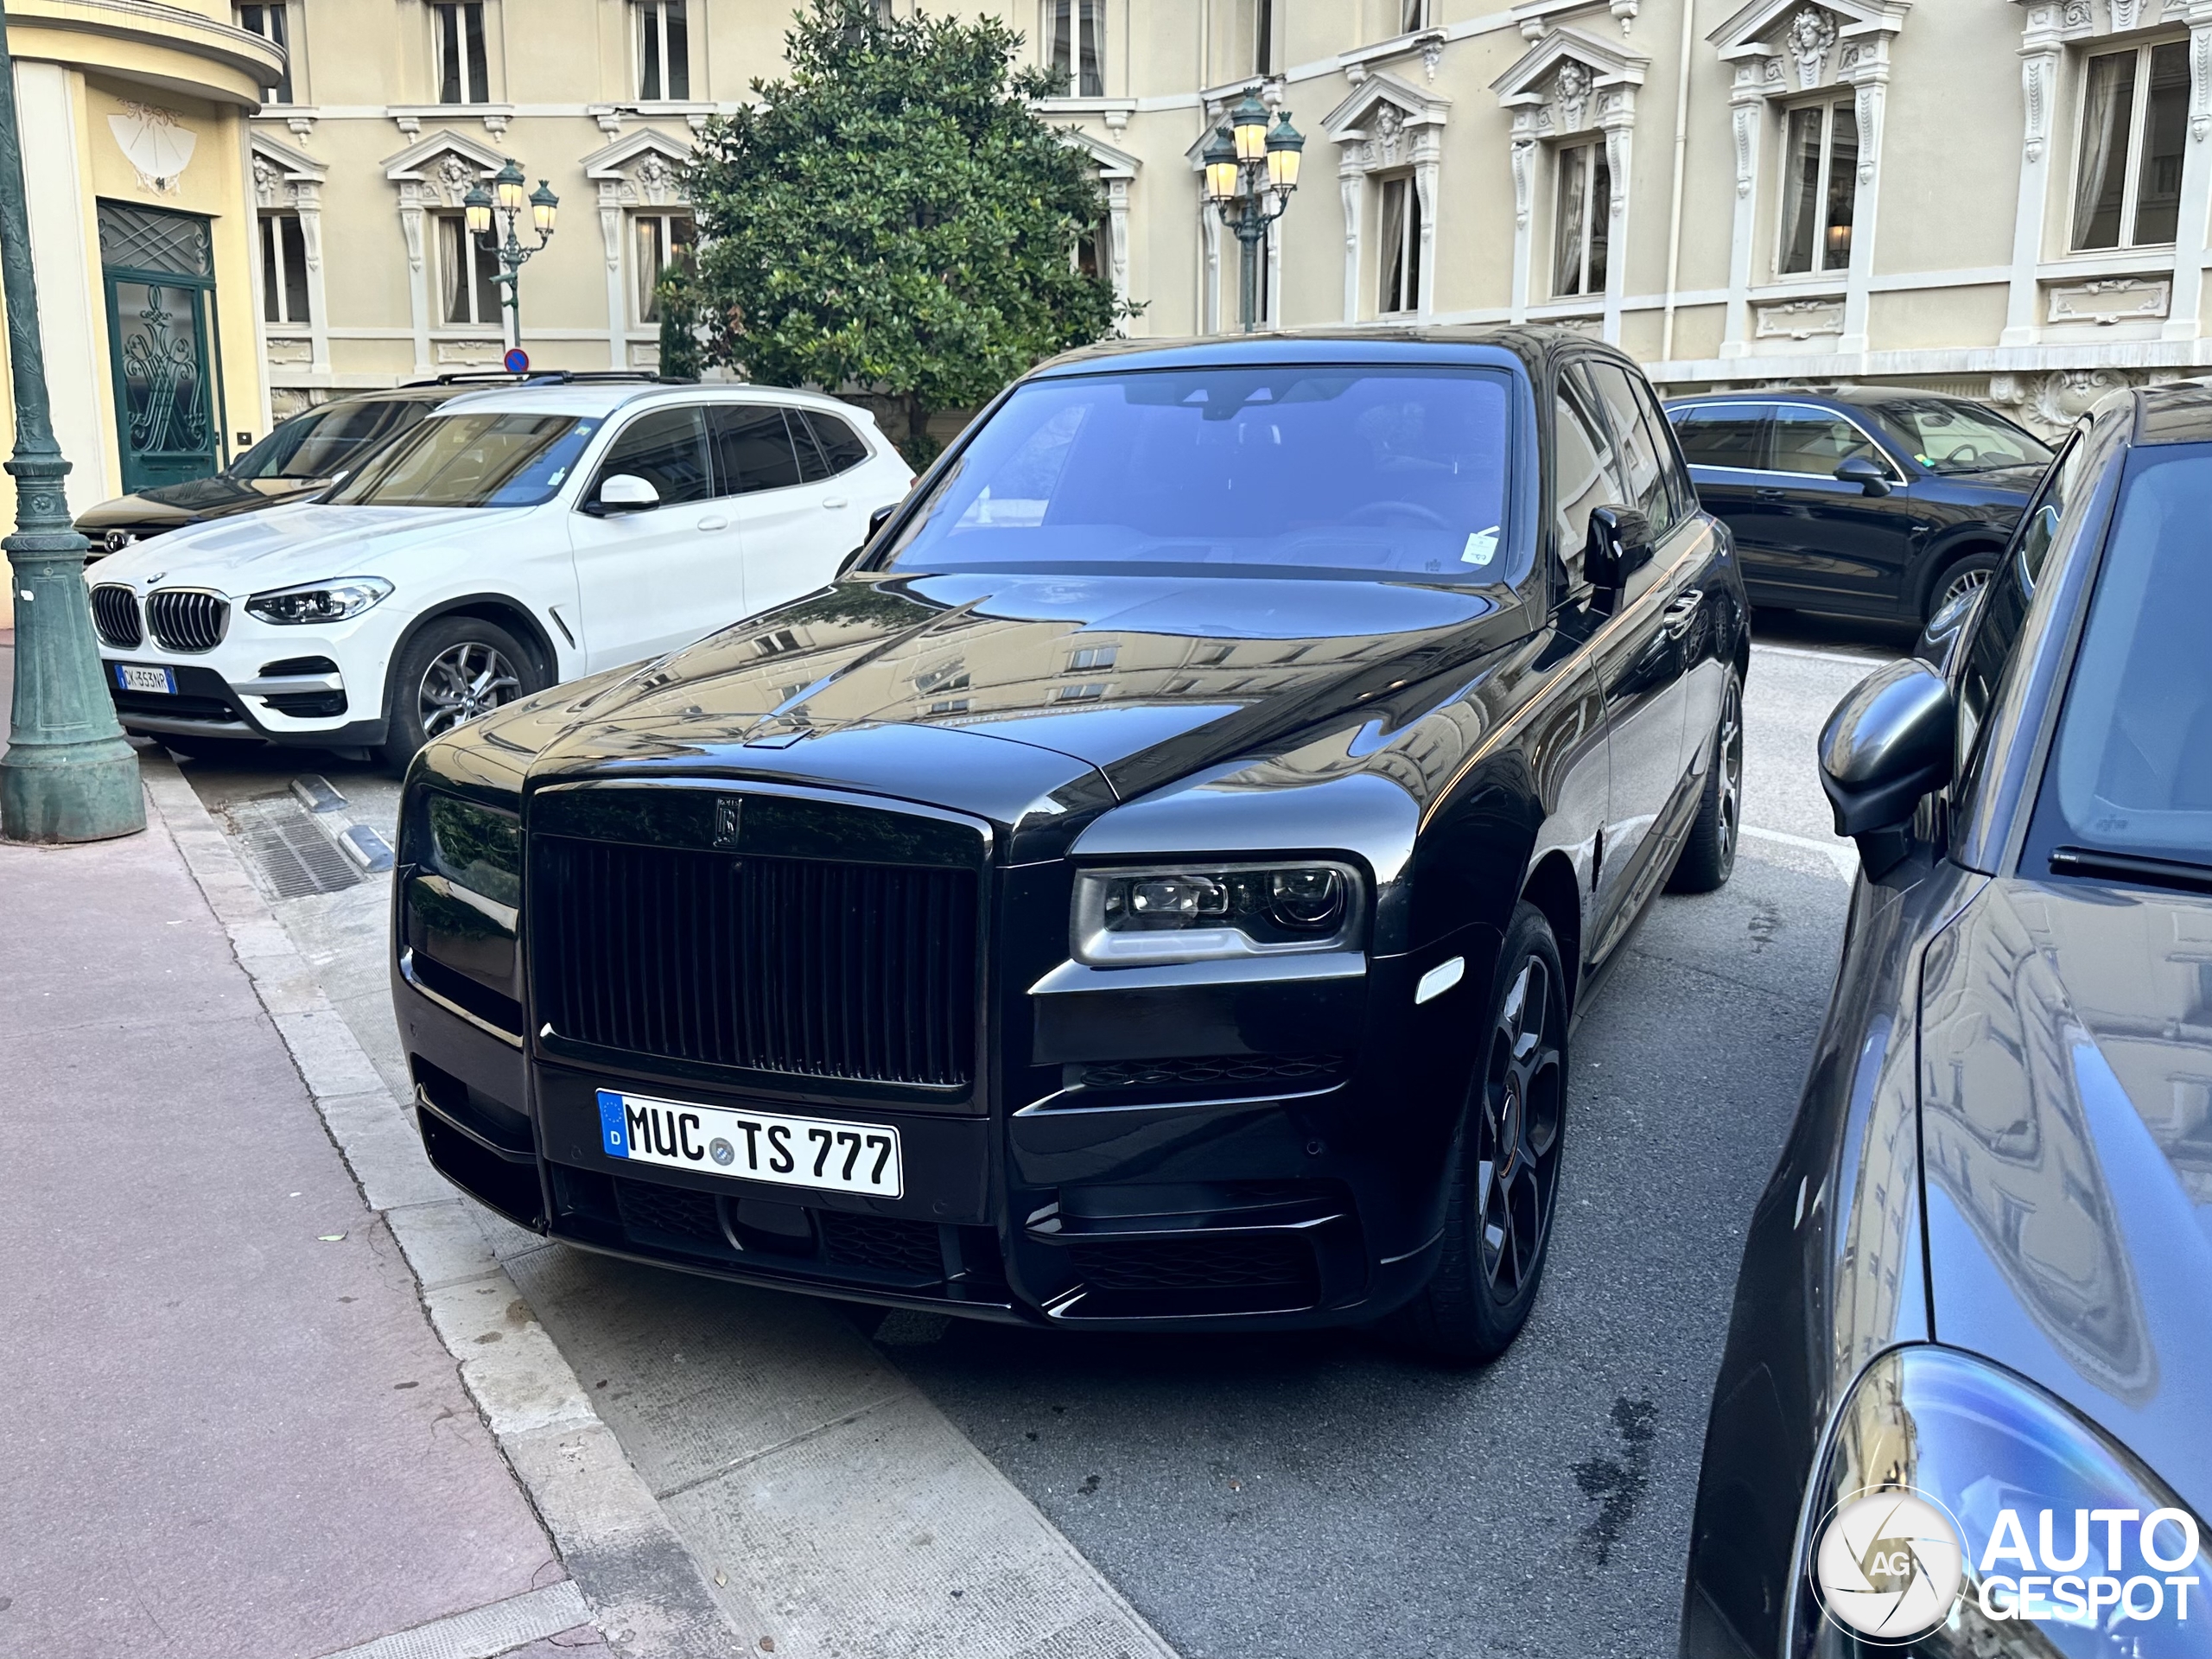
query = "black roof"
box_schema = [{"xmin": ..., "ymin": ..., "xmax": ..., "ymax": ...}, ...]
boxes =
[
  {"xmin": 1662, "ymin": 384, "xmax": 1991, "ymax": 411},
  {"xmin": 1030, "ymin": 324, "xmax": 1633, "ymax": 382},
  {"xmin": 2131, "ymin": 381, "xmax": 2212, "ymax": 447}
]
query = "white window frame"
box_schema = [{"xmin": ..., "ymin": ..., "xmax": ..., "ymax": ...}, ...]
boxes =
[
  {"xmin": 432, "ymin": 1, "xmax": 489, "ymax": 105},
  {"xmin": 435, "ymin": 210, "xmax": 500, "ymax": 327},
  {"xmin": 1045, "ymin": 0, "xmax": 1106, "ymax": 99},
  {"xmin": 260, "ymin": 210, "xmax": 310, "ymax": 325},
  {"xmin": 1377, "ymin": 173, "xmax": 1422, "ymax": 315},
  {"xmin": 633, "ymin": 0, "xmax": 690, "ymax": 102},
  {"xmin": 2069, "ymin": 38, "xmax": 2188, "ymax": 253},
  {"xmin": 1774, "ymin": 96, "xmax": 1856, "ymax": 277},
  {"xmin": 632, "ymin": 210, "xmax": 695, "ymax": 327},
  {"xmin": 1401, "ymin": 0, "xmax": 1432, "ymax": 33},
  {"xmin": 1255, "ymin": 0, "xmax": 1278, "ymax": 76},
  {"xmin": 237, "ymin": 3, "xmax": 293, "ymax": 103},
  {"xmin": 1553, "ymin": 139, "xmax": 1609, "ymax": 299}
]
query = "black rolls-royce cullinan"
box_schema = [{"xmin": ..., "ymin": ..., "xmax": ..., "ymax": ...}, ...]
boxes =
[
  {"xmin": 1680, "ymin": 385, "xmax": 2212, "ymax": 1658},
  {"xmin": 391, "ymin": 327, "xmax": 1749, "ymax": 1360}
]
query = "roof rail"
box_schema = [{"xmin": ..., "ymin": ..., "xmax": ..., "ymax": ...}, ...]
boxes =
[{"xmin": 400, "ymin": 369, "xmax": 694, "ymax": 388}]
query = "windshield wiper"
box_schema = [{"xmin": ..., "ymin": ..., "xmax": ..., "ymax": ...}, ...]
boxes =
[{"xmin": 2049, "ymin": 845, "xmax": 2212, "ymax": 895}]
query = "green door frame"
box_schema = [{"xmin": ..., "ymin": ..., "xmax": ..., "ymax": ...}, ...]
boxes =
[{"xmin": 99, "ymin": 201, "xmax": 227, "ymax": 493}]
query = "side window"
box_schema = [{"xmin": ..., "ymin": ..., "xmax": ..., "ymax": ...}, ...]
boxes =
[
  {"xmin": 2016, "ymin": 429, "xmax": 2083, "ymax": 589},
  {"xmin": 1627, "ymin": 373, "xmax": 1697, "ymax": 530},
  {"xmin": 791, "ymin": 411, "xmax": 833, "ymax": 484},
  {"xmin": 709, "ymin": 404, "xmax": 801, "ymax": 494},
  {"xmin": 1769, "ymin": 409, "xmax": 1888, "ymax": 478},
  {"xmin": 801, "ymin": 410, "xmax": 871, "ymax": 476},
  {"xmin": 1580, "ymin": 361, "xmax": 1671, "ymax": 531},
  {"xmin": 590, "ymin": 407, "xmax": 710, "ymax": 508},
  {"xmin": 1553, "ymin": 370, "xmax": 1631, "ymax": 593},
  {"xmin": 1669, "ymin": 405, "xmax": 1770, "ymax": 470}
]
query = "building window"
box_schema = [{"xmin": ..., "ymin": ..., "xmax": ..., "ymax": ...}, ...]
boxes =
[
  {"xmin": 435, "ymin": 212, "xmax": 501, "ymax": 326},
  {"xmin": 433, "ymin": 2, "xmax": 490, "ymax": 105},
  {"xmin": 1401, "ymin": 0, "xmax": 1431, "ymax": 31},
  {"xmin": 1255, "ymin": 0, "xmax": 1277, "ymax": 75},
  {"xmin": 635, "ymin": 0, "xmax": 690, "ymax": 100},
  {"xmin": 1554, "ymin": 140, "xmax": 1611, "ymax": 297},
  {"xmin": 237, "ymin": 3, "xmax": 293, "ymax": 103},
  {"xmin": 1777, "ymin": 99, "xmax": 1857, "ymax": 276},
  {"xmin": 1377, "ymin": 174, "xmax": 1421, "ymax": 315},
  {"xmin": 260, "ymin": 212, "xmax": 310, "ymax": 324},
  {"xmin": 2073, "ymin": 41, "xmax": 2189, "ymax": 251},
  {"xmin": 635, "ymin": 212, "xmax": 695, "ymax": 325},
  {"xmin": 1047, "ymin": 0, "xmax": 1105, "ymax": 98}
]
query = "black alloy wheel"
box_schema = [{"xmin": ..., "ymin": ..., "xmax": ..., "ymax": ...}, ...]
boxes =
[
  {"xmin": 1669, "ymin": 666, "xmax": 1744, "ymax": 893},
  {"xmin": 1926, "ymin": 552, "xmax": 1998, "ymax": 625},
  {"xmin": 1395, "ymin": 901, "xmax": 1568, "ymax": 1363},
  {"xmin": 378, "ymin": 615, "xmax": 543, "ymax": 772}
]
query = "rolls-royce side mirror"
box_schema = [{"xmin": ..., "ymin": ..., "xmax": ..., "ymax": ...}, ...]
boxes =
[
  {"xmin": 588, "ymin": 474, "xmax": 659, "ymax": 516},
  {"xmin": 836, "ymin": 503, "xmax": 901, "ymax": 577},
  {"xmin": 1583, "ymin": 505, "xmax": 1655, "ymax": 603},
  {"xmin": 1819, "ymin": 658, "xmax": 1956, "ymax": 877},
  {"xmin": 1834, "ymin": 454, "xmax": 1892, "ymax": 498}
]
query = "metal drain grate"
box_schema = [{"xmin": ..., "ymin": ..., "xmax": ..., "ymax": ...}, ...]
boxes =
[{"xmin": 225, "ymin": 794, "xmax": 364, "ymax": 899}]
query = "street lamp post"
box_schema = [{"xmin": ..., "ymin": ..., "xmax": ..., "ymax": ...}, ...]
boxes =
[
  {"xmin": 1204, "ymin": 87, "xmax": 1306, "ymax": 334},
  {"xmin": 465, "ymin": 158, "xmax": 559, "ymax": 356},
  {"xmin": 0, "ymin": 0, "xmax": 144, "ymax": 842}
]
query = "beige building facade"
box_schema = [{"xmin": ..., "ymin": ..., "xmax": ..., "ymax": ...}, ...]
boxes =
[{"xmin": 229, "ymin": 0, "xmax": 2212, "ymax": 442}]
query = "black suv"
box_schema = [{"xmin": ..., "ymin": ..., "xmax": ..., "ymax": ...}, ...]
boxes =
[
  {"xmin": 391, "ymin": 327, "xmax": 1750, "ymax": 1362},
  {"xmin": 1665, "ymin": 387, "xmax": 2051, "ymax": 625}
]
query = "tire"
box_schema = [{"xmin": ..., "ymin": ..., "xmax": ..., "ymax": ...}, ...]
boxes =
[
  {"xmin": 1924, "ymin": 551, "xmax": 1998, "ymax": 626},
  {"xmin": 156, "ymin": 732, "xmax": 268, "ymax": 764},
  {"xmin": 377, "ymin": 615, "xmax": 542, "ymax": 772},
  {"xmin": 1395, "ymin": 901, "xmax": 1569, "ymax": 1365},
  {"xmin": 1668, "ymin": 666, "xmax": 1745, "ymax": 895}
]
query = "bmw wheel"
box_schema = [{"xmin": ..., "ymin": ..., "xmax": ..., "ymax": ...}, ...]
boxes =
[
  {"xmin": 1397, "ymin": 901, "xmax": 1567, "ymax": 1364},
  {"xmin": 378, "ymin": 616, "xmax": 542, "ymax": 772}
]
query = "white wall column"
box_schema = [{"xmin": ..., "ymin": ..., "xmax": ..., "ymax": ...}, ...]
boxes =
[
  {"xmin": 1413, "ymin": 137, "xmax": 1440, "ymax": 319},
  {"xmin": 15, "ymin": 60, "xmax": 111, "ymax": 508},
  {"xmin": 1719, "ymin": 74, "xmax": 1767, "ymax": 358},
  {"xmin": 599, "ymin": 188, "xmax": 626, "ymax": 367},
  {"xmin": 2005, "ymin": 9, "xmax": 2065, "ymax": 346},
  {"xmin": 2163, "ymin": 1, "xmax": 2212, "ymax": 340},
  {"xmin": 1509, "ymin": 137, "xmax": 1535, "ymax": 324},
  {"xmin": 1338, "ymin": 164, "xmax": 1362, "ymax": 323},
  {"xmin": 1837, "ymin": 57, "xmax": 1891, "ymax": 356},
  {"xmin": 1599, "ymin": 95, "xmax": 1637, "ymax": 343},
  {"xmin": 399, "ymin": 198, "xmax": 431, "ymax": 378},
  {"xmin": 1201, "ymin": 198, "xmax": 1224, "ymax": 333}
]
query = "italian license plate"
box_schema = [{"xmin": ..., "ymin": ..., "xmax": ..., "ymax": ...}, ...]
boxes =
[
  {"xmin": 114, "ymin": 663, "xmax": 175, "ymax": 695},
  {"xmin": 596, "ymin": 1089, "xmax": 903, "ymax": 1198}
]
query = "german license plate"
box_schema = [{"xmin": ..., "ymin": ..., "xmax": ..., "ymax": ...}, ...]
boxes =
[
  {"xmin": 114, "ymin": 663, "xmax": 175, "ymax": 695},
  {"xmin": 596, "ymin": 1089, "xmax": 903, "ymax": 1198}
]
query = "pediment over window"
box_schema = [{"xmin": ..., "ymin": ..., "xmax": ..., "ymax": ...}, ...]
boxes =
[
  {"xmin": 2014, "ymin": 0, "xmax": 2182, "ymax": 46},
  {"xmin": 1321, "ymin": 72, "xmax": 1450, "ymax": 172},
  {"xmin": 1062, "ymin": 129, "xmax": 1141, "ymax": 180},
  {"xmin": 381, "ymin": 128, "xmax": 505, "ymax": 207},
  {"xmin": 251, "ymin": 131, "xmax": 325, "ymax": 208},
  {"xmin": 581, "ymin": 128, "xmax": 695, "ymax": 205},
  {"xmin": 1491, "ymin": 24, "xmax": 1650, "ymax": 137},
  {"xmin": 1708, "ymin": 0, "xmax": 1910, "ymax": 94}
]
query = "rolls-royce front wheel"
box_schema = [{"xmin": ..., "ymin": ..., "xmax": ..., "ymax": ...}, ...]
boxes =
[{"xmin": 1397, "ymin": 901, "xmax": 1567, "ymax": 1364}]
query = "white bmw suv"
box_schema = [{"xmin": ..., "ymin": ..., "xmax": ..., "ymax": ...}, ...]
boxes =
[{"xmin": 86, "ymin": 379, "xmax": 913, "ymax": 767}]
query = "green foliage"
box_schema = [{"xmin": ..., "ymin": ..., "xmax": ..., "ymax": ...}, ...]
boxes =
[
  {"xmin": 653, "ymin": 264, "xmax": 702, "ymax": 382},
  {"xmin": 684, "ymin": 0, "xmax": 1127, "ymax": 464}
]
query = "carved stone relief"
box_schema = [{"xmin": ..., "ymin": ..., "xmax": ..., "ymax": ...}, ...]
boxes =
[
  {"xmin": 2044, "ymin": 276, "xmax": 2172, "ymax": 325},
  {"xmin": 1754, "ymin": 296, "xmax": 1846, "ymax": 339},
  {"xmin": 1554, "ymin": 61, "xmax": 1592, "ymax": 130},
  {"xmin": 1787, "ymin": 7, "xmax": 1839, "ymax": 89}
]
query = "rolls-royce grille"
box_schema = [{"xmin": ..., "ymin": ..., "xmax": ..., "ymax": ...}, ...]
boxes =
[
  {"xmin": 146, "ymin": 589, "xmax": 228, "ymax": 653},
  {"xmin": 91, "ymin": 585, "xmax": 143, "ymax": 648},
  {"xmin": 532, "ymin": 836, "xmax": 978, "ymax": 1089}
]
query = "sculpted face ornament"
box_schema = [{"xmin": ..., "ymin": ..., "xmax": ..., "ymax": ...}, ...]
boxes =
[
  {"xmin": 1788, "ymin": 6, "xmax": 1839, "ymax": 89},
  {"xmin": 1814, "ymin": 1489, "xmax": 1967, "ymax": 1642}
]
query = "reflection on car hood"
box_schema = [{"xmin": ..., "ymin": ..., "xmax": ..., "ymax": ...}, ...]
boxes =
[
  {"xmin": 499, "ymin": 570, "xmax": 1516, "ymax": 836},
  {"xmin": 1925, "ymin": 461, "xmax": 2048, "ymax": 497},
  {"xmin": 73, "ymin": 474, "xmax": 323, "ymax": 534},
  {"xmin": 83, "ymin": 501, "xmax": 536, "ymax": 593},
  {"xmin": 1920, "ymin": 876, "xmax": 2212, "ymax": 1518}
]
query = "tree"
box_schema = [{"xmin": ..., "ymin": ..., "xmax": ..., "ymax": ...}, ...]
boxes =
[
  {"xmin": 685, "ymin": 0, "xmax": 1127, "ymax": 464},
  {"xmin": 653, "ymin": 265, "xmax": 702, "ymax": 382}
]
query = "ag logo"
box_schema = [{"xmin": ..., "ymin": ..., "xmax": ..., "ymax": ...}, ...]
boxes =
[{"xmin": 1814, "ymin": 1488, "xmax": 1967, "ymax": 1642}]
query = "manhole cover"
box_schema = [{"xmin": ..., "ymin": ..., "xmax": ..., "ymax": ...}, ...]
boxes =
[{"xmin": 224, "ymin": 794, "xmax": 364, "ymax": 900}]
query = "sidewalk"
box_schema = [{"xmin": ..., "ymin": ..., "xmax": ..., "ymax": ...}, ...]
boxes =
[{"xmin": 0, "ymin": 645, "xmax": 594, "ymax": 1659}]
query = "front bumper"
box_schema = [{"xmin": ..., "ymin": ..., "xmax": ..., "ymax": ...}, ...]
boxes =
[
  {"xmin": 99, "ymin": 627, "xmax": 390, "ymax": 750},
  {"xmin": 394, "ymin": 913, "xmax": 1490, "ymax": 1332}
]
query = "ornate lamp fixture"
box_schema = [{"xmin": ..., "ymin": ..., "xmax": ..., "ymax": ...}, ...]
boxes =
[{"xmin": 1204, "ymin": 87, "xmax": 1304, "ymax": 334}]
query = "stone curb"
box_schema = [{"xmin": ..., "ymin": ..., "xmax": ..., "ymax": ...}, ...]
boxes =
[{"xmin": 140, "ymin": 756, "xmax": 759, "ymax": 1659}]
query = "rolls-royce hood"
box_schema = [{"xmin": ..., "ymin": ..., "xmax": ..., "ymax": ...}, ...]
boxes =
[
  {"xmin": 1918, "ymin": 876, "xmax": 2212, "ymax": 1519},
  {"xmin": 515, "ymin": 570, "xmax": 1518, "ymax": 819},
  {"xmin": 84, "ymin": 501, "xmax": 534, "ymax": 593}
]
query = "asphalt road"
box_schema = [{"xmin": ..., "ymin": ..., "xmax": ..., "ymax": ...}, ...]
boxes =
[{"xmin": 172, "ymin": 615, "xmax": 1900, "ymax": 1659}]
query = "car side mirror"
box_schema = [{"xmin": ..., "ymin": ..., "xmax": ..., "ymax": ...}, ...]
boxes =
[
  {"xmin": 590, "ymin": 474, "xmax": 659, "ymax": 515},
  {"xmin": 1583, "ymin": 505, "xmax": 1655, "ymax": 603},
  {"xmin": 837, "ymin": 504, "xmax": 901, "ymax": 577},
  {"xmin": 1834, "ymin": 454, "xmax": 1891, "ymax": 498},
  {"xmin": 1819, "ymin": 658, "xmax": 1956, "ymax": 878}
]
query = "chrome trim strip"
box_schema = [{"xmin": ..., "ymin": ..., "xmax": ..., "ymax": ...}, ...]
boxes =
[
  {"xmin": 531, "ymin": 775, "xmax": 995, "ymax": 855},
  {"xmin": 398, "ymin": 947, "xmax": 524, "ymax": 1049},
  {"xmin": 1027, "ymin": 950, "xmax": 1367, "ymax": 997},
  {"xmin": 236, "ymin": 672, "xmax": 344, "ymax": 696},
  {"xmin": 410, "ymin": 871, "xmax": 518, "ymax": 932}
]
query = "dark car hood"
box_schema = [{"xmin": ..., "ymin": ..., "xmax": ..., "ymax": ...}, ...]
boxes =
[
  {"xmin": 1923, "ymin": 461, "xmax": 2047, "ymax": 499},
  {"xmin": 74, "ymin": 474, "xmax": 324, "ymax": 534},
  {"xmin": 1920, "ymin": 876, "xmax": 2212, "ymax": 1517},
  {"xmin": 514, "ymin": 570, "xmax": 1520, "ymax": 845}
]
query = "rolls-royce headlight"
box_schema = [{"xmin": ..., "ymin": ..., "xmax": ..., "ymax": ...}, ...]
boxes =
[
  {"xmin": 1071, "ymin": 861, "xmax": 1363, "ymax": 965},
  {"xmin": 411, "ymin": 790, "xmax": 520, "ymax": 909},
  {"xmin": 1793, "ymin": 1345, "xmax": 2209, "ymax": 1658}
]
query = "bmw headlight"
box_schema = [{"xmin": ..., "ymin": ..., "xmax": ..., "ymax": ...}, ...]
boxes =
[
  {"xmin": 1071, "ymin": 861, "xmax": 1363, "ymax": 966},
  {"xmin": 1795, "ymin": 1345, "xmax": 2209, "ymax": 1657},
  {"xmin": 411, "ymin": 790, "xmax": 520, "ymax": 909},
  {"xmin": 245, "ymin": 575, "xmax": 392, "ymax": 625}
]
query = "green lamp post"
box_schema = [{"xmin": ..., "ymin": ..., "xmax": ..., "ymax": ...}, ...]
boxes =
[
  {"xmin": 1203, "ymin": 87, "xmax": 1306, "ymax": 334},
  {"xmin": 466, "ymin": 157, "xmax": 559, "ymax": 355},
  {"xmin": 0, "ymin": 0, "xmax": 144, "ymax": 842}
]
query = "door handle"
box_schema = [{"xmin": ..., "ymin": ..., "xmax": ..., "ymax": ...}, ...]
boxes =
[
  {"xmin": 696, "ymin": 515, "xmax": 729, "ymax": 531},
  {"xmin": 1754, "ymin": 487, "xmax": 1789, "ymax": 501},
  {"xmin": 1661, "ymin": 589, "xmax": 1702, "ymax": 639},
  {"xmin": 823, "ymin": 498, "xmax": 849, "ymax": 510}
]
